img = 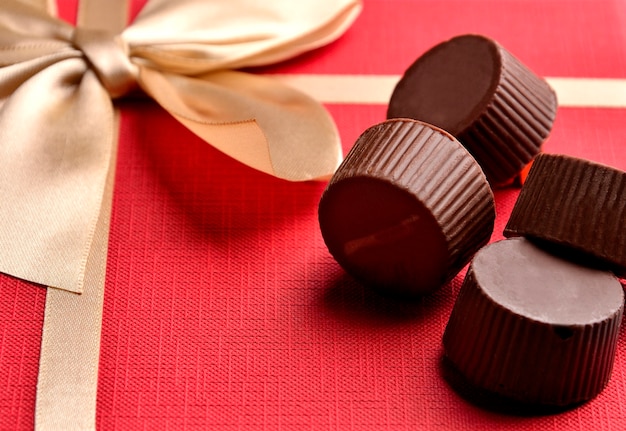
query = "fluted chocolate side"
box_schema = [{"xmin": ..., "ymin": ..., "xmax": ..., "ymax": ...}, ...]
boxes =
[
  {"xmin": 504, "ymin": 153, "xmax": 626, "ymax": 277},
  {"xmin": 320, "ymin": 119, "xmax": 495, "ymax": 294},
  {"xmin": 458, "ymin": 42, "xmax": 558, "ymax": 184},
  {"xmin": 443, "ymin": 239, "xmax": 624, "ymax": 405}
]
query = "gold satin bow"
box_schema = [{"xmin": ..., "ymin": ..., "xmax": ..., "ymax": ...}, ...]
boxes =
[{"xmin": 0, "ymin": 0, "xmax": 362, "ymax": 294}]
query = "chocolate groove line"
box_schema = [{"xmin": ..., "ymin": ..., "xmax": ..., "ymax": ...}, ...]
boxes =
[{"xmin": 272, "ymin": 75, "xmax": 626, "ymax": 108}]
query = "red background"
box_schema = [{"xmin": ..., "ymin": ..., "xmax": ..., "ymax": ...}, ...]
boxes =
[{"xmin": 2, "ymin": 0, "xmax": 626, "ymax": 429}]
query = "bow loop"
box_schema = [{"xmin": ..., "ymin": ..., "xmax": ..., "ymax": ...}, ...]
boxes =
[
  {"xmin": 123, "ymin": 0, "xmax": 363, "ymax": 74},
  {"xmin": 72, "ymin": 27, "xmax": 137, "ymax": 98}
]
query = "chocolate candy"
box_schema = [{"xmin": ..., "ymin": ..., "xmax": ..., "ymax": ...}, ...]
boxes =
[
  {"xmin": 387, "ymin": 34, "xmax": 557, "ymax": 185},
  {"xmin": 504, "ymin": 153, "xmax": 626, "ymax": 277},
  {"xmin": 443, "ymin": 237, "xmax": 624, "ymax": 406},
  {"xmin": 318, "ymin": 119, "xmax": 495, "ymax": 296}
]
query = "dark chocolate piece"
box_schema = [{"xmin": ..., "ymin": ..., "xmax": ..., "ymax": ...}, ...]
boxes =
[
  {"xmin": 504, "ymin": 153, "xmax": 626, "ymax": 277},
  {"xmin": 318, "ymin": 119, "xmax": 495, "ymax": 296},
  {"xmin": 443, "ymin": 238, "xmax": 624, "ymax": 406},
  {"xmin": 387, "ymin": 34, "xmax": 557, "ymax": 185}
]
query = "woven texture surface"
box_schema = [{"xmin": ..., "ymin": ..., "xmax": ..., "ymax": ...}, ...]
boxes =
[{"xmin": 2, "ymin": 0, "xmax": 626, "ymax": 429}]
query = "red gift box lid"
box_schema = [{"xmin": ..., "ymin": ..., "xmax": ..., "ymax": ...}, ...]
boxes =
[{"xmin": 2, "ymin": 0, "xmax": 626, "ymax": 429}]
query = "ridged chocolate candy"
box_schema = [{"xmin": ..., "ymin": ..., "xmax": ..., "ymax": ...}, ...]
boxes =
[
  {"xmin": 504, "ymin": 153, "xmax": 626, "ymax": 277},
  {"xmin": 387, "ymin": 34, "xmax": 557, "ymax": 185},
  {"xmin": 443, "ymin": 238, "xmax": 624, "ymax": 406},
  {"xmin": 318, "ymin": 119, "xmax": 495, "ymax": 296}
]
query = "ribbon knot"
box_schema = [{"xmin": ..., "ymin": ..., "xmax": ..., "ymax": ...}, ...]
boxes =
[{"xmin": 72, "ymin": 27, "xmax": 137, "ymax": 98}]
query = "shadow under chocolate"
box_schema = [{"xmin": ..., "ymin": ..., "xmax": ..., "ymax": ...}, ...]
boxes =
[
  {"xmin": 320, "ymin": 271, "xmax": 457, "ymax": 328},
  {"xmin": 526, "ymin": 237, "xmax": 620, "ymax": 276}
]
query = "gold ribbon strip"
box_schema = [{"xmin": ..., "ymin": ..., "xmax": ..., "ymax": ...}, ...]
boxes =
[
  {"xmin": 273, "ymin": 74, "xmax": 626, "ymax": 108},
  {"xmin": 36, "ymin": 1, "xmax": 124, "ymax": 429},
  {"xmin": 35, "ymin": 111, "xmax": 119, "ymax": 431}
]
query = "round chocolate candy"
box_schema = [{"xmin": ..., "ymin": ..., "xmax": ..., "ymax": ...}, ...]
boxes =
[
  {"xmin": 387, "ymin": 34, "xmax": 558, "ymax": 185},
  {"xmin": 504, "ymin": 153, "xmax": 626, "ymax": 277},
  {"xmin": 318, "ymin": 119, "xmax": 495, "ymax": 296},
  {"xmin": 443, "ymin": 237, "xmax": 624, "ymax": 406}
]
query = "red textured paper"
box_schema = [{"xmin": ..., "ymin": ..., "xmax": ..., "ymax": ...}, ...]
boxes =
[{"xmin": 2, "ymin": 1, "xmax": 626, "ymax": 430}]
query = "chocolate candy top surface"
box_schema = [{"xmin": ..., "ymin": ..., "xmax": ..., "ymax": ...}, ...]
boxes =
[
  {"xmin": 473, "ymin": 238, "xmax": 623, "ymax": 325},
  {"xmin": 321, "ymin": 176, "xmax": 449, "ymax": 293},
  {"xmin": 388, "ymin": 34, "xmax": 499, "ymax": 136},
  {"xmin": 318, "ymin": 119, "xmax": 494, "ymax": 296},
  {"xmin": 387, "ymin": 34, "xmax": 557, "ymax": 184}
]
